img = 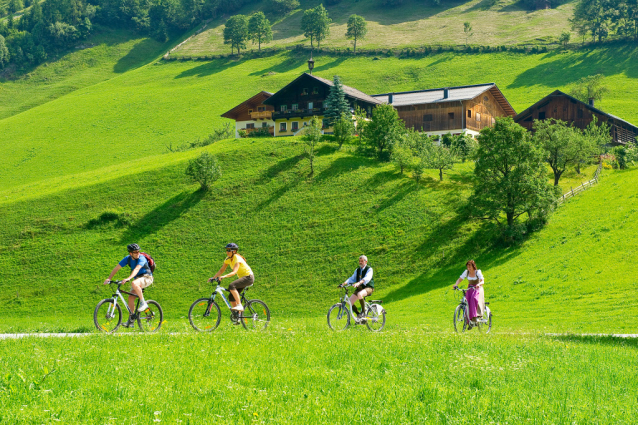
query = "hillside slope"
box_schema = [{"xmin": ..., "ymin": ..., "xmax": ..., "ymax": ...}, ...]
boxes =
[
  {"xmin": 1, "ymin": 47, "xmax": 636, "ymax": 193},
  {"xmin": 174, "ymin": 0, "xmax": 576, "ymax": 57}
]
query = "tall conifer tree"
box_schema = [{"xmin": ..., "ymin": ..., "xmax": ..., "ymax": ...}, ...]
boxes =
[{"xmin": 324, "ymin": 75, "xmax": 351, "ymax": 126}]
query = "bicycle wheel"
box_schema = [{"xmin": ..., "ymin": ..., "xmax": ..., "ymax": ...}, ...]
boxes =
[
  {"xmin": 188, "ymin": 298, "xmax": 221, "ymax": 332},
  {"xmin": 137, "ymin": 300, "xmax": 163, "ymax": 332},
  {"xmin": 241, "ymin": 300, "xmax": 270, "ymax": 331},
  {"xmin": 485, "ymin": 311, "xmax": 492, "ymax": 334},
  {"xmin": 327, "ymin": 303, "xmax": 350, "ymax": 331},
  {"xmin": 94, "ymin": 299, "xmax": 122, "ymax": 333},
  {"xmin": 453, "ymin": 305, "xmax": 467, "ymax": 333},
  {"xmin": 365, "ymin": 303, "xmax": 386, "ymax": 332}
]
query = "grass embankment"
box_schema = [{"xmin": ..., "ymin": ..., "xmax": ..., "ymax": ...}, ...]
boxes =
[
  {"xmin": 2, "ymin": 47, "xmax": 637, "ymax": 193},
  {"xmin": 1, "ymin": 329, "xmax": 637, "ymax": 423},
  {"xmin": 0, "ymin": 28, "xmax": 166, "ymax": 120},
  {"xmin": 174, "ymin": 0, "xmax": 575, "ymax": 57}
]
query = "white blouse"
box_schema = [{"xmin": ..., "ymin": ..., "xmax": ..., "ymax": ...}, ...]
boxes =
[{"xmin": 460, "ymin": 269, "xmax": 483, "ymax": 282}]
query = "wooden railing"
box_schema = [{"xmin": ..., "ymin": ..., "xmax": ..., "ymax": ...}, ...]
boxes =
[
  {"xmin": 250, "ymin": 111, "xmax": 273, "ymax": 120},
  {"xmin": 557, "ymin": 160, "xmax": 603, "ymax": 205}
]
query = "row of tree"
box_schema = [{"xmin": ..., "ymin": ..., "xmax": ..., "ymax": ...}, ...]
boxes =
[{"xmin": 223, "ymin": 5, "xmax": 368, "ymax": 54}]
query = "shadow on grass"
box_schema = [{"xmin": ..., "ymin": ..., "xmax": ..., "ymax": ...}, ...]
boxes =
[
  {"xmin": 251, "ymin": 153, "xmax": 307, "ymax": 211},
  {"xmin": 113, "ymin": 37, "xmax": 169, "ymax": 74},
  {"xmin": 249, "ymin": 54, "xmax": 308, "ymax": 76},
  {"xmin": 548, "ymin": 334, "xmax": 638, "ymax": 348},
  {"xmin": 174, "ymin": 57, "xmax": 244, "ymax": 78},
  {"xmin": 120, "ymin": 190, "xmax": 206, "ymax": 242}
]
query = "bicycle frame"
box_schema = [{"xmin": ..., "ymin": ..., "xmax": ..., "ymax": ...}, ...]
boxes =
[
  {"xmin": 337, "ymin": 286, "xmax": 372, "ymax": 321},
  {"xmin": 106, "ymin": 283, "xmax": 140, "ymax": 319},
  {"xmin": 206, "ymin": 284, "xmax": 250, "ymax": 318},
  {"xmin": 456, "ymin": 288, "xmax": 490, "ymax": 325}
]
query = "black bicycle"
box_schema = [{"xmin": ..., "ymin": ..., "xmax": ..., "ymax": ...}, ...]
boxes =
[
  {"xmin": 94, "ymin": 280, "xmax": 164, "ymax": 333},
  {"xmin": 188, "ymin": 278, "xmax": 270, "ymax": 331}
]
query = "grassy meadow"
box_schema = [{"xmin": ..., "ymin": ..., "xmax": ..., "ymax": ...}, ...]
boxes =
[
  {"xmin": 1, "ymin": 328, "xmax": 637, "ymax": 424},
  {"xmin": 174, "ymin": 0, "xmax": 576, "ymax": 57}
]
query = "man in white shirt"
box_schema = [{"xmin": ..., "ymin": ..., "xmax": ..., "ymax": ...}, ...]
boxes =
[{"xmin": 342, "ymin": 255, "xmax": 375, "ymax": 318}]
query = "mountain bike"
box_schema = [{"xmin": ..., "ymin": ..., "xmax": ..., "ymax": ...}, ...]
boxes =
[
  {"xmin": 94, "ymin": 280, "xmax": 163, "ymax": 333},
  {"xmin": 453, "ymin": 286, "xmax": 492, "ymax": 333},
  {"xmin": 188, "ymin": 278, "xmax": 270, "ymax": 331},
  {"xmin": 327, "ymin": 283, "xmax": 386, "ymax": 332}
]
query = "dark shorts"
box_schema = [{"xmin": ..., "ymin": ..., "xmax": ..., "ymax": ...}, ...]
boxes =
[{"xmin": 228, "ymin": 274, "xmax": 254, "ymax": 301}]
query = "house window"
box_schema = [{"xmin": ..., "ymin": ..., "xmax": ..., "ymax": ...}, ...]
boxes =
[
  {"xmin": 538, "ymin": 111, "xmax": 546, "ymax": 120},
  {"xmin": 258, "ymin": 106, "xmax": 266, "ymax": 112},
  {"xmin": 292, "ymin": 104, "xmax": 299, "ymax": 111},
  {"xmin": 292, "ymin": 122, "xmax": 299, "ymax": 131},
  {"xmin": 248, "ymin": 109, "xmax": 253, "ymax": 114},
  {"xmin": 281, "ymin": 105, "xmax": 287, "ymax": 112},
  {"xmin": 577, "ymin": 109, "xmax": 583, "ymax": 118},
  {"xmin": 448, "ymin": 112, "xmax": 455, "ymax": 120},
  {"xmin": 476, "ymin": 112, "xmax": 481, "ymax": 122},
  {"xmin": 308, "ymin": 102, "xmax": 314, "ymax": 110},
  {"xmin": 312, "ymin": 87, "xmax": 319, "ymax": 94},
  {"xmin": 491, "ymin": 117, "xmax": 496, "ymax": 125},
  {"xmin": 280, "ymin": 122, "xmax": 287, "ymax": 132},
  {"xmin": 467, "ymin": 110, "xmax": 472, "ymax": 118},
  {"xmin": 302, "ymin": 88, "xmax": 309, "ymax": 95},
  {"xmin": 246, "ymin": 123, "xmax": 255, "ymax": 129},
  {"xmin": 262, "ymin": 122, "xmax": 268, "ymax": 128},
  {"xmin": 423, "ymin": 114, "xmax": 433, "ymax": 122}
]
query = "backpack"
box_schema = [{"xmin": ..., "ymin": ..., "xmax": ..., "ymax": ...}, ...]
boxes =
[
  {"xmin": 141, "ymin": 252, "xmax": 156, "ymax": 273},
  {"xmin": 130, "ymin": 252, "xmax": 156, "ymax": 273}
]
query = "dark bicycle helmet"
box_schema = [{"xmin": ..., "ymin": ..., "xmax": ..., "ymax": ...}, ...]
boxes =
[
  {"xmin": 225, "ymin": 242, "xmax": 239, "ymax": 251},
  {"xmin": 127, "ymin": 243, "xmax": 140, "ymax": 252}
]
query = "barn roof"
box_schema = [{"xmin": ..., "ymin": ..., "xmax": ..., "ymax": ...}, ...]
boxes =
[
  {"xmin": 372, "ymin": 83, "xmax": 516, "ymax": 116},
  {"xmin": 221, "ymin": 91, "xmax": 273, "ymax": 119}
]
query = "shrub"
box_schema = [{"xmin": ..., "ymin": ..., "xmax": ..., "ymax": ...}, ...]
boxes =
[{"xmin": 185, "ymin": 152, "xmax": 222, "ymax": 191}]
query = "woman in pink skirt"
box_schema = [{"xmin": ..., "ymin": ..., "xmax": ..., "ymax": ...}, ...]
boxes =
[{"xmin": 453, "ymin": 260, "xmax": 485, "ymax": 324}]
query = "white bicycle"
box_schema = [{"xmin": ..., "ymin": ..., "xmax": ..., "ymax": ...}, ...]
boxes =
[{"xmin": 453, "ymin": 287, "xmax": 492, "ymax": 333}]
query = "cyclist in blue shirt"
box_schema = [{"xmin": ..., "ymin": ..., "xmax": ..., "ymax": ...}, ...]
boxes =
[{"xmin": 104, "ymin": 243, "xmax": 154, "ymax": 327}]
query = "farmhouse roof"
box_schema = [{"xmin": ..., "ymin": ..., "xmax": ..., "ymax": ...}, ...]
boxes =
[
  {"xmin": 263, "ymin": 73, "xmax": 383, "ymax": 106},
  {"xmin": 373, "ymin": 83, "xmax": 516, "ymax": 116},
  {"xmin": 221, "ymin": 91, "xmax": 273, "ymax": 119},
  {"xmin": 514, "ymin": 90, "xmax": 638, "ymax": 132}
]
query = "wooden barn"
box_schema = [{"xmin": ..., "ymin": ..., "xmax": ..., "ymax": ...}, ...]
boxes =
[
  {"xmin": 515, "ymin": 90, "xmax": 638, "ymax": 145},
  {"xmin": 220, "ymin": 91, "xmax": 275, "ymax": 138},
  {"xmin": 372, "ymin": 83, "xmax": 516, "ymax": 137}
]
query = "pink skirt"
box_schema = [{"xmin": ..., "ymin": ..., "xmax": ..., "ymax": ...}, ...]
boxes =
[{"xmin": 467, "ymin": 285, "xmax": 484, "ymax": 320}]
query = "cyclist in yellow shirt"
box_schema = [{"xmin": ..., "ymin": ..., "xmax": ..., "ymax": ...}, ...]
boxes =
[{"xmin": 209, "ymin": 243, "xmax": 254, "ymax": 312}]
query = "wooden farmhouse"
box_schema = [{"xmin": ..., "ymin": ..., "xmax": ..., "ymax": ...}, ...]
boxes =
[
  {"xmin": 262, "ymin": 73, "xmax": 382, "ymax": 136},
  {"xmin": 220, "ymin": 91, "xmax": 275, "ymax": 138},
  {"xmin": 372, "ymin": 83, "xmax": 516, "ymax": 137},
  {"xmin": 514, "ymin": 90, "xmax": 638, "ymax": 145}
]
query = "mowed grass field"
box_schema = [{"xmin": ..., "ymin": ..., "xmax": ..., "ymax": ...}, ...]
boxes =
[
  {"xmin": 1, "ymin": 328, "xmax": 637, "ymax": 424},
  {"xmin": 174, "ymin": 0, "xmax": 576, "ymax": 57},
  {"xmin": 1, "ymin": 45, "xmax": 637, "ymax": 193}
]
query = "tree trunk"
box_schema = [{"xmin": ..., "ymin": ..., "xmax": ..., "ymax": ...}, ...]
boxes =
[
  {"xmin": 439, "ymin": 168, "xmax": 443, "ymax": 181},
  {"xmin": 354, "ymin": 37, "xmax": 357, "ymax": 55},
  {"xmin": 507, "ymin": 211, "xmax": 514, "ymax": 227},
  {"xmin": 259, "ymin": 38, "xmax": 261, "ymax": 51}
]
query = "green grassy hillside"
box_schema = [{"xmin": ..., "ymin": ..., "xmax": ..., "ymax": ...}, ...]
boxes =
[
  {"xmin": 174, "ymin": 0, "xmax": 576, "ymax": 57},
  {"xmin": 1, "ymin": 47, "xmax": 637, "ymax": 194},
  {"xmin": 0, "ymin": 28, "xmax": 166, "ymax": 120}
]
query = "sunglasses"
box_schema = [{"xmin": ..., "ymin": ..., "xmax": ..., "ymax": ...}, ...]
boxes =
[{"xmin": 226, "ymin": 249, "xmax": 234, "ymax": 252}]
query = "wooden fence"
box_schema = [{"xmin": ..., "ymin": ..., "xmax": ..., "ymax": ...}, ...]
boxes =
[{"xmin": 557, "ymin": 161, "xmax": 603, "ymax": 205}]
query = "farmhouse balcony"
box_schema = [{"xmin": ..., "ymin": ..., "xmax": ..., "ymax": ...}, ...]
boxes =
[
  {"xmin": 272, "ymin": 108, "xmax": 325, "ymax": 120},
  {"xmin": 250, "ymin": 111, "xmax": 273, "ymax": 120},
  {"xmin": 241, "ymin": 126, "xmax": 275, "ymax": 136}
]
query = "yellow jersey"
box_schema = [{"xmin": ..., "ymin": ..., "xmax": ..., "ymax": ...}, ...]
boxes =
[{"xmin": 224, "ymin": 254, "xmax": 253, "ymax": 278}]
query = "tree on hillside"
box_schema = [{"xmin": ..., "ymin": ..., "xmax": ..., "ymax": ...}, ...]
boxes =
[
  {"xmin": 224, "ymin": 14, "xmax": 249, "ymax": 55},
  {"xmin": 301, "ymin": 4, "xmax": 331, "ymax": 48},
  {"xmin": 463, "ymin": 22, "xmax": 473, "ymax": 46},
  {"xmin": 571, "ymin": 0, "xmax": 613, "ymax": 42},
  {"xmin": 268, "ymin": 0, "xmax": 299, "ymax": 15},
  {"xmin": 575, "ymin": 116, "xmax": 610, "ymax": 173},
  {"xmin": 0, "ymin": 35, "xmax": 9, "ymax": 69},
  {"xmin": 185, "ymin": 152, "xmax": 222, "ymax": 191},
  {"xmin": 8, "ymin": 0, "xmax": 23, "ymax": 14},
  {"xmin": 569, "ymin": 74, "xmax": 609, "ymax": 105},
  {"xmin": 333, "ymin": 112, "xmax": 355, "ymax": 149},
  {"xmin": 346, "ymin": 14, "xmax": 367, "ymax": 54},
  {"xmin": 324, "ymin": 75, "xmax": 350, "ymax": 125},
  {"xmin": 470, "ymin": 117, "xmax": 556, "ymax": 230},
  {"xmin": 363, "ymin": 104, "xmax": 405, "ymax": 161},
  {"xmin": 559, "ymin": 31, "xmax": 571, "ymax": 48},
  {"xmin": 391, "ymin": 137, "xmax": 414, "ymax": 175},
  {"xmin": 451, "ymin": 134, "xmax": 477, "ymax": 162},
  {"xmin": 424, "ymin": 138, "xmax": 456, "ymax": 181},
  {"xmin": 248, "ymin": 12, "xmax": 272, "ymax": 51},
  {"xmin": 303, "ymin": 116, "xmax": 323, "ymax": 176},
  {"xmin": 533, "ymin": 119, "xmax": 580, "ymax": 186}
]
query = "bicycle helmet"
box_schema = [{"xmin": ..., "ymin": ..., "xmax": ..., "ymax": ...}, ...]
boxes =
[
  {"xmin": 127, "ymin": 243, "xmax": 140, "ymax": 252},
  {"xmin": 225, "ymin": 243, "xmax": 239, "ymax": 251}
]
